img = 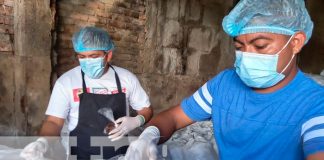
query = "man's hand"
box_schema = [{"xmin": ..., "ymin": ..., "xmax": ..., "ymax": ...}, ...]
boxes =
[
  {"xmin": 20, "ymin": 137, "xmax": 48, "ymax": 160},
  {"xmin": 124, "ymin": 126, "xmax": 160, "ymax": 160},
  {"xmin": 108, "ymin": 115, "xmax": 145, "ymax": 141},
  {"xmin": 124, "ymin": 138, "xmax": 158, "ymax": 160}
]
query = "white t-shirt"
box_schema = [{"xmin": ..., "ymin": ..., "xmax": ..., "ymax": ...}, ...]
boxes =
[{"xmin": 45, "ymin": 65, "xmax": 151, "ymax": 131}]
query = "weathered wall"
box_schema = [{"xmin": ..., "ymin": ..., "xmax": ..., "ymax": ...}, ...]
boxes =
[
  {"xmin": 0, "ymin": 0, "xmax": 52, "ymax": 135},
  {"xmin": 139, "ymin": 0, "xmax": 235, "ymax": 112},
  {"xmin": 299, "ymin": 1, "xmax": 324, "ymax": 74}
]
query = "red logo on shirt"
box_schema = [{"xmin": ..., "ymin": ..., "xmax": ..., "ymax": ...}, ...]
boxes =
[
  {"xmin": 72, "ymin": 88, "xmax": 126, "ymax": 102},
  {"xmin": 73, "ymin": 88, "xmax": 90, "ymax": 102}
]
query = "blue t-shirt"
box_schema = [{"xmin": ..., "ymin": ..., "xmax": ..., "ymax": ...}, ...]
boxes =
[{"xmin": 181, "ymin": 68, "xmax": 324, "ymax": 160}]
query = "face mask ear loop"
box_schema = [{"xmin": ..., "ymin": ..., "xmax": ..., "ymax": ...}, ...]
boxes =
[
  {"xmin": 102, "ymin": 53, "xmax": 109, "ymax": 69},
  {"xmin": 276, "ymin": 34, "xmax": 295, "ymax": 56},
  {"xmin": 276, "ymin": 34, "xmax": 296, "ymax": 75},
  {"xmin": 279, "ymin": 54, "xmax": 296, "ymax": 74}
]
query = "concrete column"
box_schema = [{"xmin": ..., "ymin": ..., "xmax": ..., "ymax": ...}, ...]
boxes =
[{"xmin": 13, "ymin": 0, "xmax": 52, "ymax": 135}]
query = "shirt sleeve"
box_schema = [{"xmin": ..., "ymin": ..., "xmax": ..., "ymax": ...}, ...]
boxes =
[
  {"xmin": 302, "ymin": 99, "xmax": 324, "ymax": 157},
  {"xmin": 127, "ymin": 72, "xmax": 151, "ymax": 110},
  {"xmin": 181, "ymin": 71, "xmax": 226, "ymax": 121},
  {"xmin": 45, "ymin": 81, "xmax": 71, "ymax": 119}
]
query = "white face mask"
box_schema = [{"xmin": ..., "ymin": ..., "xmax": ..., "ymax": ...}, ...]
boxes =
[{"xmin": 234, "ymin": 34, "xmax": 295, "ymax": 88}]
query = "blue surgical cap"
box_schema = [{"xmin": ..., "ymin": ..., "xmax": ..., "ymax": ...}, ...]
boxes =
[
  {"xmin": 222, "ymin": 0, "xmax": 314, "ymax": 44},
  {"xmin": 72, "ymin": 26, "xmax": 115, "ymax": 53}
]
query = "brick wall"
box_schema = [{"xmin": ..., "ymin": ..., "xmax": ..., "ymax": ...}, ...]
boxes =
[
  {"xmin": 53, "ymin": 0, "xmax": 146, "ymax": 77},
  {"xmin": 0, "ymin": 0, "xmax": 14, "ymax": 54}
]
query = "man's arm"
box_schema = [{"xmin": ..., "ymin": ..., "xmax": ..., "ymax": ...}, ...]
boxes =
[
  {"xmin": 146, "ymin": 104, "xmax": 194, "ymax": 144},
  {"xmin": 307, "ymin": 152, "xmax": 324, "ymax": 160},
  {"xmin": 136, "ymin": 106, "xmax": 153, "ymax": 124},
  {"xmin": 39, "ymin": 115, "xmax": 65, "ymax": 136}
]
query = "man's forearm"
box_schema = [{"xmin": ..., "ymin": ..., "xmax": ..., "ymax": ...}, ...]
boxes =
[
  {"xmin": 146, "ymin": 105, "xmax": 194, "ymax": 144},
  {"xmin": 137, "ymin": 106, "xmax": 153, "ymax": 124},
  {"xmin": 39, "ymin": 120, "xmax": 63, "ymax": 136}
]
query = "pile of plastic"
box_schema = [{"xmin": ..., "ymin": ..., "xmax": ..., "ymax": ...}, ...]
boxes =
[{"xmin": 161, "ymin": 121, "xmax": 218, "ymax": 160}]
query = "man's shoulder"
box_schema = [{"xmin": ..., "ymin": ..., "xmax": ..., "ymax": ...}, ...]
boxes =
[{"xmin": 298, "ymin": 72, "xmax": 324, "ymax": 96}]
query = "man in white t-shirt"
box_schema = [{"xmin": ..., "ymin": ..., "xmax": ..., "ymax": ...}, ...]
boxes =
[{"xmin": 20, "ymin": 26, "xmax": 152, "ymax": 159}]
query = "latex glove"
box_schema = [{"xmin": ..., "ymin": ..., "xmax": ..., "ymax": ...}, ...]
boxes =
[
  {"xmin": 124, "ymin": 126, "xmax": 160, "ymax": 160},
  {"xmin": 20, "ymin": 137, "xmax": 48, "ymax": 160},
  {"xmin": 108, "ymin": 115, "xmax": 145, "ymax": 141}
]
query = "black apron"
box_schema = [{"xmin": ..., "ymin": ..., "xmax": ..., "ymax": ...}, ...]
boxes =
[{"xmin": 70, "ymin": 66, "xmax": 128, "ymax": 159}]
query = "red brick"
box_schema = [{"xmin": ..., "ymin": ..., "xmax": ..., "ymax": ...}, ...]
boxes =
[
  {"xmin": 57, "ymin": 39, "xmax": 73, "ymax": 49},
  {"xmin": 122, "ymin": 35, "xmax": 138, "ymax": 43},
  {"xmin": 139, "ymin": 14, "xmax": 146, "ymax": 20},
  {"xmin": 0, "ymin": 6, "xmax": 13, "ymax": 16},
  {"xmin": 61, "ymin": 24, "xmax": 77, "ymax": 34},
  {"xmin": 125, "ymin": 23, "xmax": 142, "ymax": 32},
  {"xmin": 96, "ymin": 9, "xmax": 111, "ymax": 18},
  {"xmin": 0, "ymin": 16, "xmax": 13, "ymax": 25},
  {"xmin": 85, "ymin": 1, "xmax": 104, "ymax": 10},
  {"xmin": 112, "ymin": 14, "xmax": 132, "ymax": 23},
  {"xmin": 88, "ymin": 16, "xmax": 99, "ymax": 23},
  {"xmin": 70, "ymin": 13, "xmax": 88, "ymax": 21},
  {"xmin": 0, "ymin": 51, "xmax": 13, "ymax": 55},
  {"xmin": 57, "ymin": 54, "xmax": 76, "ymax": 65},
  {"xmin": 120, "ymin": 9, "xmax": 140, "ymax": 18},
  {"xmin": 131, "ymin": 4, "xmax": 145, "ymax": 12},
  {"xmin": 76, "ymin": 22, "xmax": 97, "ymax": 28},
  {"xmin": 98, "ymin": 17, "xmax": 107, "ymax": 24},
  {"xmin": 109, "ymin": 32, "xmax": 122, "ymax": 41},
  {"xmin": 3, "ymin": 0, "xmax": 13, "ymax": 7},
  {"xmin": 0, "ymin": 24, "xmax": 13, "ymax": 34},
  {"xmin": 101, "ymin": 0, "xmax": 116, "ymax": 6},
  {"xmin": 75, "ymin": 5, "xmax": 96, "ymax": 16},
  {"xmin": 110, "ymin": 7, "xmax": 124, "ymax": 15},
  {"xmin": 60, "ymin": 17, "xmax": 75, "ymax": 25},
  {"xmin": 0, "ymin": 33, "xmax": 13, "ymax": 51},
  {"xmin": 116, "ymin": 2, "xmax": 132, "ymax": 9},
  {"xmin": 56, "ymin": 48, "xmax": 75, "ymax": 57},
  {"xmin": 58, "ymin": 2, "xmax": 74, "ymax": 12},
  {"xmin": 108, "ymin": 20, "xmax": 126, "ymax": 29},
  {"xmin": 58, "ymin": 9, "xmax": 73, "ymax": 17},
  {"xmin": 58, "ymin": 34, "xmax": 72, "ymax": 41}
]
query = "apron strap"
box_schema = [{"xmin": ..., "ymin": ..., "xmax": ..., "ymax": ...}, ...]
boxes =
[
  {"xmin": 81, "ymin": 71, "xmax": 87, "ymax": 93},
  {"xmin": 109, "ymin": 64, "xmax": 123, "ymax": 94}
]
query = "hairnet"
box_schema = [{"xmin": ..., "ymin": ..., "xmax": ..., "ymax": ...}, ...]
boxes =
[
  {"xmin": 222, "ymin": 0, "xmax": 314, "ymax": 44},
  {"xmin": 72, "ymin": 26, "xmax": 115, "ymax": 53}
]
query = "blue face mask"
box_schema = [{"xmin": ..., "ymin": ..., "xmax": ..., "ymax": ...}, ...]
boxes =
[
  {"xmin": 234, "ymin": 35, "xmax": 295, "ymax": 88},
  {"xmin": 79, "ymin": 56, "xmax": 107, "ymax": 79}
]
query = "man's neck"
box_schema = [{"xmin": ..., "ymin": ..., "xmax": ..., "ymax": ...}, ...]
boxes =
[
  {"xmin": 103, "ymin": 62, "xmax": 110, "ymax": 74},
  {"xmin": 254, "ymin": 66, "xmax": 298, "ymax": 94}
]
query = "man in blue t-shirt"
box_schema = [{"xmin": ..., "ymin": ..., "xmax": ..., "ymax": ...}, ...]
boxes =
[{"xmin": 125, "ymin": 0, "xmax": 324, "ymax": 159}]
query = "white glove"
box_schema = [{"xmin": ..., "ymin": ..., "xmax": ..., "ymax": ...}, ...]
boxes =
[
  {"xmin": 108, "ymin": 115, "xmax": 145, "ymax": 141},
  {"xmin": 20, "ymin": 137, "xmax": 48, "ymax": 160},
  {"xmin": 124, "ymin": 126, "xmax": 160, "ymax": 160}
]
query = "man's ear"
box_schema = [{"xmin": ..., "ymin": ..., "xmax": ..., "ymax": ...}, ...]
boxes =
[
  {"xmin": 106, "ymin": 50, "xmax": 113, "ymax": 62},
  {"xmin": 291, "ymin": 31, "xmax": 306, "ymax": 55}
]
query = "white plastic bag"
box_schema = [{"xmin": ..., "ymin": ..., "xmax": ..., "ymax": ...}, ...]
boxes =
[{"xmin": 0, "ymin": 145, "xmax": 23, "ymax": 160}]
